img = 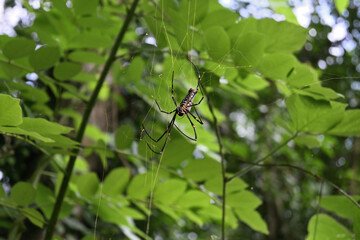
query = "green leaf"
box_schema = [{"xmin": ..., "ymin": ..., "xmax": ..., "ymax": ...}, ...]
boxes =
[
  {"xmin": 2, "ymin": 38, "xmax": 36, "ymax": 59},
  {"xmin": 204, "ymin": 26, "xmax": 230, "ymax": 61},
  {"xmin": 183, "ymin": 158, "xmax": 221, "ymax": 182},
  {"xmin": 19, "ymin": 117, "xmax": 73, "ymax": 135},
  {"xmin": 162, "ymin": 137, "xmax": 195, "ymax": 167},
  {"xmin": 21, "ymin": 208, "xmax": 45, "ymax": 228},
  {"xmin": 127, "ymin": 173, "xmax": 152, "ymax": 200},
  {"xmin": 103, "ymin": 167, "xmax": 130, "ymax": 196},
  {"xmin": 204, "ymin": 175, "xmax": 222, "ymax": 195},
  {"xmin": 228, "ymin": 18, "xmax": 307, "ymax": 54},
  {"xmin": 69, "ymin": 32, "xmax": 113, "ymax": 48},
  {"xmin": 234, "ymin": 208, "xmax": 269, "ymax": 235},
  {"xmin": 198, "ymin": 205, "xmax": 222, "ymax": 221},
  {"xmin": 115, "ymin": 124, "xmax": 134, "ymax": 150},
  {"xmin": 306, "ymin": 214, "xmax": 353, "ymax": 240},
  {"xmin": 123, "ymin": 57, "xmax": 144, "ymax": 84},
  {"xmin": 0, "ymin": 61, "xmax": 26, "ymax": 78},
  {"xmin": 53, "ymin": 62, "xmax": 81, "ymax": 80},
  {"xmin": 201, "ymin": 9, "xmax": 238, "ymax": 30},
  {"xmin": 35, "ymin": 184, "xmax": 55, "ymax": 219},
  {"xmin": 232, "ymin": 32, "xmax": 266, "ymax": 67},
  {"xmin": 68, "ymin": 50, "xmax": 105, "ymax": 64},
  {"xmin": 328, "ymin": 110, "xmax": 360, "ymax": 136},
  {"xmin": 73, "ymin": 0, "xmax": 98, "ymax": 16},
  {"xmin": 257, "ymin": 18, "xmax": 307, "ymax": 53},
  {"xmin": 226, "ymin": 178, "xmax": 248, "ymax": 194},
  {"xmin": 184, "ymin": 209, "xmax": 203, "ymax": 226},
  {"xmin": 274, "ymin": 6, "xmax": 299, "ymax": 25},
  {"xmin": 10, "ymin": 182, "xmax": 36, "ymax": 206},
  {"xmin": 0, "ymin": 126, "xmax": 54, "ymax": 142},
  {"xmin": 334, "ymin": 0, "xmax": 349, "ymax": 14},
  {"xmin": 76, "ymin": 173, "xmax": 99, "ymax": 198},
  {"xmin": 179, "ymin": 0, "xmax": 208, "ymax": 24},
  {"xmin": 121, "ymin": 207, "xmax": 145, "ymax": 220},
  {"xmin": 297, "ymin": 85, "xmax": 343, "ymax": 101},
  {"xmin": 287, "ymin": 64, "xmax": 318, "ymax": 88},
  {"xmin": 227, "ymin": 190, "xmax": 262, "ymax": 210},
  {"xmin": 258, "ymin": 53, "xmax": 296, "ymax": 81},
  {"xmin": 320, "ymin": 195, "xmax": 360, "ymax": 219},
  {"xmin": 97, "ymin": 203, "xmax": 128, "ymax": 225},
  {"xmin": 0, "ymin": 94, "xmax": 23, "ymax": 126},
  {"xmin": 168, "ymin": 10, "xmax": 193, "ymax": 51},
  {"xmin": 29, "ymin": 46, "xmax": 60, "ymax": 71},
  {"xmin": 77, "ymin": 16, "xmax": 113, "ymax": 29},
  {"xmin": 41, "ymin": 134, "xmax": 79, "ymax": 148},
  {"xmin": 286, "ymin": 94, "xmax": 346, "ymax": 133},
  {"xmin": 240, "ymin": 74, "xmax": 269, "ymax": 90},
  {"xmin": 176, "ymin": 190, "xmax": 212, "ymax": 209},
  {"xmin": 295, "ymin": 135, "xmax": 321, "ymax": 148},
  {"xmin": 154, "ymin": 179, "xmax": 187, "ymax": 204},
  {"xmin": 157, "ymin": 204, "xmax": 180, "ymax": 221}
]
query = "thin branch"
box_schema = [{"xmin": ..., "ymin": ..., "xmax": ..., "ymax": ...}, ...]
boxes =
[
  {"xmin": 44, "ymin": 0, "xmax": 140, "ymax": 239},
  {"xmin": 227, "ymin": 132, "xmax": 298, "ymax": 182},
  {"xmin": 241, "ymin": 161, "xmax": 360, "ymax": 209},
  {"xmin": 202, "ymin": 86, "xmax": 227, "ymax": 239}
]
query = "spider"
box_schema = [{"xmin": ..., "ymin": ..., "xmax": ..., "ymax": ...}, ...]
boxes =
[{"xmin": 142, "ymin": 60, "xmax": 204, "ymax": 154}]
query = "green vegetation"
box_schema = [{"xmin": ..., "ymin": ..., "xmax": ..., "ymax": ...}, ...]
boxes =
[{"xmin": 0, "ymin": 0, "xmax": 359, "ymax": 239}]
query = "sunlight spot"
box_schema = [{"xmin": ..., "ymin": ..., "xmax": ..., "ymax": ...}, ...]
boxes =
[
  {"xmin": 329, "ymin": 46, "xmax": 344, "ymax": 57},
  {"xmin": 317, "ymin": 59, "xmax": 327, "ymax": 69},
  {"xmin": 336, "ymin": 157, "xmax": 346, "ymax": 167},
  {"xmin": 327, "ymin": 22, "xmax": 347, "ymax": 42},
  {"xmin": 145, "ymin": 36, "xmax": 157, "ymax": 46},
  {"xmin": 293, "ymin": 0, "xmax": 314, "ymax": 27},
  {"xmin": 309, "ymin": 28, "xmax": 317, "ymax": 37},
  {"xmin": 219, "ymin": 77, "xmax": 228, "ymax": 84}
]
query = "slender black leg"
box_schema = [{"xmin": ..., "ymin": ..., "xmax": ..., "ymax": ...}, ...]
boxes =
[
  {"xmin": 171, "ymin": 71, "xmax": 178, "ymax": 107},
  {"xmin": 188, "ymin": 59, "xmax": 204, "ymax": 107},
  {"xmin": 190, "ymin": 96, "xmax": 204, "ymax": 107},
  {"xmin": 188, "ymin": 107, "xmax": 203, "ymax": 125},
  {"xmin": 173, "ymin": 124, "xmax": 196, "ymax": 141},
  {"xmin": 144, "ymin": 114, "xmax": 177, "ymax": 154},
  {"xmin": 154, "ymin": 99, "xmax": 176, "ymax": 114},
  {"xmin": 185, "ymin": 112, "xmax": 197, "ymax": 141}
]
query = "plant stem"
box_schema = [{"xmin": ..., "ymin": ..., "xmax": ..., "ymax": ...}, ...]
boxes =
[
  {"xmin": 227, "ymin": 132, "xmax": 298, "ymax": 182},
  {"xmin": 241, "ymin": 161, "xmax": 360, "ymax": 209},
  {"xmin": 203, "ymin": 87, "xmax": 227, "ymax": 240},
  {"xmin": 43, "ymin": 0, "xmax": 140, "ymax": 239}
]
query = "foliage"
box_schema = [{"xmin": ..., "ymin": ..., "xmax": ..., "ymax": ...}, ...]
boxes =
[{"xmin": 0, "ymin": 0, "xmax": 359, "ymax": 239}]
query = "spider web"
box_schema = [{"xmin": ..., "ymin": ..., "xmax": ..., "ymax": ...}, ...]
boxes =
[{"xmin": 137, "ymin": 1, "xmax": 359, "ymax": 239}]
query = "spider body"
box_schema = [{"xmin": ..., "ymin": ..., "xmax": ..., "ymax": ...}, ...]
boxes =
[
  {"xmin": 142, "ymin": 60, "xmax": 204, "ymax": 154},
  {"xmin": 178, "ymin": 88, "xmax": 197, "ymax": 116}
]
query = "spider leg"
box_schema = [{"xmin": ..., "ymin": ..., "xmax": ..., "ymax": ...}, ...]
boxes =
[
  {"xmin": 188, "ymin": 107, "xmax": 203, "ymax": 125},
  {"xmin": 188, "ymin": 59, "xmax": 204, "ymax": 107},
  {"xmin": 171, "ymin": 71, "xmax": 178, "ymax": 107},
  {"xmin": 189, "ymin": 59, "xmax": 201, "ymax": 92},
  {"xmin": 190, "ymin": 96, "xmax": 204, "ymax": 107},
  {"xmin": 144, "ymin": 113, "xmax": 177, "ymax": 154},
  {"xmin": 185, "ymin": 111, "xmax": 198, "ymax": 141},
  {"xmin": 173, "ymin": 124, "xmax": 196, "ymax": 141},
  {"xmin": 154, "ymin": 99, "xmax": 176, "ymax": 114}
]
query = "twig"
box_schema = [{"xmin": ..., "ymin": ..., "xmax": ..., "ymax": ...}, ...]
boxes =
[
  {"xmin": 227, "ymin": 132, "xmax": 298, "ymax": 182},
  {"xmin": 44, "ymin": 0, "xmax": 140, "ymax": 239},
  {"xmin": 238, "ymin": 161, "xmax": 360, "ymax": 209}
]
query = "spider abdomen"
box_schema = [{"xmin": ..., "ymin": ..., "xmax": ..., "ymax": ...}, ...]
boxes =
[{"xmin": 179, "ymin": 88, "xmax": 197, "ymax": 115}]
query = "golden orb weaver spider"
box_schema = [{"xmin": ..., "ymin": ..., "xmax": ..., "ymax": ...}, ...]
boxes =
[{"xmin": 142, "ymin": 60, "xmax": 204, "ymax": 154}]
